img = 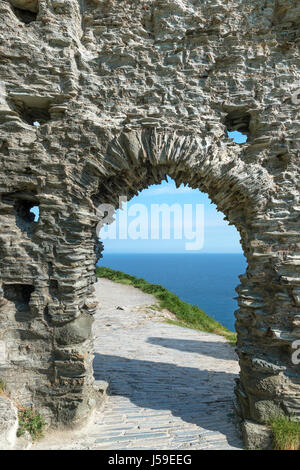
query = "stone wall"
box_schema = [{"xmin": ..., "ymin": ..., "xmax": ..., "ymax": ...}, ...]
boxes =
[{"xmin": 0, "ymin": 0, "xmax": 299, "ymax": 444}]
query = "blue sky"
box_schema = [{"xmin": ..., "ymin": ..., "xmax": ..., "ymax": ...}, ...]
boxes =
[
  {"xmin": 100, "ymin": 178, "xmax": 242, "ymax": 254},
  {"xmin": 100, "ymin": 132, "xmax": 245, "ymax": 254}
]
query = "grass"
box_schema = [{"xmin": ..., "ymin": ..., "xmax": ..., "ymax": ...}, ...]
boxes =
[
  {"xmin": 270, "ymin": 416, "xmax": 300, "ymax": 450},
  {"xmin": 17, "ymin": 407, "xmax": 46, "ymax": 441},
  {"xmin": 96, "ymin": 266, "xmax": 237, "ymax": 345},
  {"xmin": 0, "ymin": 379, "xmax": 46, "ymax": 441}
]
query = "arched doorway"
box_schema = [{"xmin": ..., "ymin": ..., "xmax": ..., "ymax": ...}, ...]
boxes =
[
  {"xmin": 0, "ymin": 0, "xmax": 299, "ymax": 450},
  {"xmin": 92, "ymin": 175, "xmax": 245, "ymax": 449}
]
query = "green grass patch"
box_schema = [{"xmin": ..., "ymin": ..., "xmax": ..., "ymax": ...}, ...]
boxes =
[
  {"xmin": 17, "ymin": 407, "xmax": 46, "ymax": 441},
  {"xmin": 270, "ymin": 416, "xmax": 300, "ymax": 450},
  {"xmin": 0, "ymin": 379, "xmax": 4, "ymax": 394},
  {"xmin": 96, "ymin": 266, "xmax": 237, "ymax": 345}
]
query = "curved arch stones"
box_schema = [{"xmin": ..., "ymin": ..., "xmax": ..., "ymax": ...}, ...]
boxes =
[{"xmin": 0, "ymin": 0, "xmax": 299, "ymax": 448}]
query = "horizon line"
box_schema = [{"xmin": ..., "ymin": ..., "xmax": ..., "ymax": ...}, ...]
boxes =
[{"xmin": 100, "ymin": 252, "xmax": 244, "ymax": 255}]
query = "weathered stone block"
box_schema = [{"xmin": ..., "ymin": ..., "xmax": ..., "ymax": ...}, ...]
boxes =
[
  {"xmin": 54, "ymin": 314, "xmax": 93, "ymax": 346},
  {"xmin": 241, "ymin": 420, "xmax": 273, "ymax": 450},
  {"xmin": 249, "ymin": 397, "xmax": 284, "ymax": 424}
]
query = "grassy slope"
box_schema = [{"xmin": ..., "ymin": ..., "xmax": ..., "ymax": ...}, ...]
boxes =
[
  {"xmin": 96, "ymin": 266, "xmax": 237, "ymax": 345},
  {"xmin": 270, "ymin": 417, "xmax": 300, "ymax": 450}
]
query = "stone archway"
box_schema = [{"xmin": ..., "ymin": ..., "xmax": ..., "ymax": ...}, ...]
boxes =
[{"xmin": 0, "ymin": 0, "xmax": 299, "ymax": 448}]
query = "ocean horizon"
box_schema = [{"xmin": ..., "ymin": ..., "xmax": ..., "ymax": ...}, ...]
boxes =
[{"xmin": 97, "ymin": 253, "xmax": 247, "ymax": 332}]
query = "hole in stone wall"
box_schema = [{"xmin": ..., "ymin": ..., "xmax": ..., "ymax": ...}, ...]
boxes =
[
  {"xmin": 225, "ymin": 111, "xmax": 251, "ymax": 143},
  {"xmin": 14, "ymin": 199, "xmax": 39, "ymax": 235},
  {"xmin": 15, "ymin": 104, "xmax": 50, "ymax": 126},
  {"xmin": 12, "ymin": 7, "xmax": 37, "ymax": 24},
  {"xmin": 9, "ymin": 95, "xmax": 51, "ymax": 126},
  {"xmin": 3, "ymin": 284, "xmax": 34, "ymax": 322},
  {"xmin": 15, "ymin": 200, "xmax": 38, "ymax": 223}
]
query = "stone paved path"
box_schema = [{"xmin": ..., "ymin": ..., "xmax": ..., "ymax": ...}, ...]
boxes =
[{"xmin": 34, "ymin": 279, "xmax": 243, "ymax": 450}]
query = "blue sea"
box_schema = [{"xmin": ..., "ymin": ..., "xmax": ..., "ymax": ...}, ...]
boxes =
[{"xmin": 97, "ymin": 253, "xmax": 247, "ymax": 332}]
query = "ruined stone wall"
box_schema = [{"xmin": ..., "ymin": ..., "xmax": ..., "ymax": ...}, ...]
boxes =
[{"xmin": 0, "ymin": 0, "xmax": 299, "ymax": 443}]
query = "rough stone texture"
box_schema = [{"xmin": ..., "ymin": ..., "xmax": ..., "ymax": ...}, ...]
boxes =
[
  {"xmin": 241, "ymin": 419, "xmax": 273, "ymax": 450},
  {"xmin": 0, "ymin": 0, "xmax": 299, "ymax": 447},
  {"xmin": 0, "ymin": 396, "xmax": 18, "ymax": 450}
]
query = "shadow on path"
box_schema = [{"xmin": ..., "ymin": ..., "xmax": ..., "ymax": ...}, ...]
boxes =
[
  {"xmin": 93, "ymin": 351, "xmax": 241, "ymax": 448},
  {"xmin": 147, "ymin": 336, "xmax": 236, "ymax": 361}
]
